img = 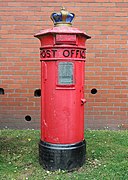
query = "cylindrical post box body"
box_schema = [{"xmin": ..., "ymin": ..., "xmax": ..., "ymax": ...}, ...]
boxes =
[{"xmin": 34, "ymin": 9, "xmax": 90, "ymax": 171}]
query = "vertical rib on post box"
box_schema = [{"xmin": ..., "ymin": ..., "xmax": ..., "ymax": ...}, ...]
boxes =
[{"xmin": 34, "ymin": 7, "xmax": 91, "ymax": 171}]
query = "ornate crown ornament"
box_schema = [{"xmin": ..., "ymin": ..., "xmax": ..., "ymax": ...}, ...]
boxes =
[{"xmin": 50, "ymin": 7, "xmax": 75, "ymax": 27}]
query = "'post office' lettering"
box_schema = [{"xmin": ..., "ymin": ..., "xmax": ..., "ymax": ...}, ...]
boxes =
[{"xmin": 40, "ymin": 48, "xmax": 86, "ymax": 59}]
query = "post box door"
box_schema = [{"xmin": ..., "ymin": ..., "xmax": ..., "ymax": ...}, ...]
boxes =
[{"xmin": 41, "ymin": 60, "xmax": 85, "ymax": 144}]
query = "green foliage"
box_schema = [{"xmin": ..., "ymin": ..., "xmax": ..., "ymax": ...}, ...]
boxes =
[{"xmin": 0, "ymin": 130, "xmax": 128, "ymax": 180}]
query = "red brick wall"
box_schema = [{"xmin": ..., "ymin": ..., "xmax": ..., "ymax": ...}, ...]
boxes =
[{"xmin": 0, "ymin": 0, "xmax": 128, "ymax": 129}]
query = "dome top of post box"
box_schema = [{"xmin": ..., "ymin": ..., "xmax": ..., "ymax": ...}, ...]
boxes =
[{"xmin": 51, "ymin": 7, "xmax": 75, "ymax": 27}]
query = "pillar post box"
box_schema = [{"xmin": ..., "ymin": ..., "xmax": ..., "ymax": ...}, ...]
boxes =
[{"xmin": 34, "ymin": 7, "xmax": 91, "ymax": 171}]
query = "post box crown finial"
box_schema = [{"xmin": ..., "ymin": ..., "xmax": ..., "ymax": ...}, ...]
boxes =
[{"xmin": 50, "ymin": 7, "xmax": 75, "ymax": 27}]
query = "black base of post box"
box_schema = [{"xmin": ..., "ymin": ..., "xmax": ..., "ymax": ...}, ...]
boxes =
[{"xmin": 39, "ymin": 140, "xmax": 86, "ymax": 171}]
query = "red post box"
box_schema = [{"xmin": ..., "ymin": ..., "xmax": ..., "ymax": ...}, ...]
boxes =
[{"xmin": 34, "ymin": 8, "xmax": 91, "ymax": 171}]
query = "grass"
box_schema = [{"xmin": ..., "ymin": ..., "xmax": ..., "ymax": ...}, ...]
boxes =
[{"xmin": 0, "ymin": 129, "xmax": 128, "ymax": 180}]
